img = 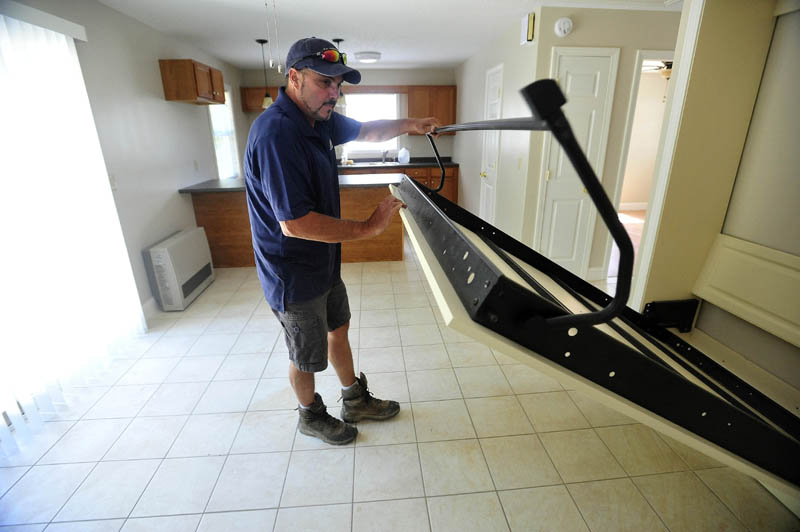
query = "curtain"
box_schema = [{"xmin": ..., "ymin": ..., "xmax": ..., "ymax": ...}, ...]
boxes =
[{"xmin": 0, "ymin": 15, "xmax": 145, "ymax": 455}]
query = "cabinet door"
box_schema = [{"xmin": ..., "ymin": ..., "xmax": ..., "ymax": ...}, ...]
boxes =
[
  {"xmin": 193, "ymin": 62, "xmax": 214, "ymax": 101},
  {"xmin": 432, "ymin": 86, "xmax": 456, "ymax": 133},
  {"xmin": 241, "ymin": 87, "xmax": 280, "ymax": 112},
  {"xmin": 210, "ymin": 68, "xmax": 225, "ymax": 103},
  {"xmin": 407, "ymin": 86, "xmax": 431, "ymax": 123}
]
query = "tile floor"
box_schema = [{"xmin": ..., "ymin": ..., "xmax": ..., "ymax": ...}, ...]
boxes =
[{"xmin": 1, "ymin": 239, "xmax": 798, "ymax": 531}]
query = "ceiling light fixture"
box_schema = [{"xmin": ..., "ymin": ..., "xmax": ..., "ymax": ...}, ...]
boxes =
[
  {"xmin": 256, "ymin": 38, "xmax": 273, "ymax": 109},
  {"xmin": 355, "ymin": 51, "xmax": 381, "ymax": 64},
  {"xmin": 264, "ymin": 0, "xmax": 283, "ymax": 73}
]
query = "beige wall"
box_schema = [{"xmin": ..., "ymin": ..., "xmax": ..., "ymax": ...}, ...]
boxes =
[
  {"xmin": 722, "ymin": 9, "xmax": 800, "ymax": 256},
  {"xmin": 453, "ymin": 17, "xmax": 540, "ymax": 238},
  {"xmin": 240, "ymin": 67, "xmax": 457, "ymax": 159},
  {"xmin": 19, "ymin": 0, "xmax": 249, "ymax": 305},
  {"xmin": 642, "ymin": 0, "xmax": 776, "ymax": 303},
  {"xmin": 621, "ymin": 71, "xmax": 668, "ymax": 206},
  {"xmin": 522, "ymin": 7, "xmax": 681, "ymax": 270}
]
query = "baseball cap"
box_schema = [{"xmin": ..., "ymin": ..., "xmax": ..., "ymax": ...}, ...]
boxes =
[{"xmin": 286, "ymin": 37, "xmax": 362, "ymax": 85}]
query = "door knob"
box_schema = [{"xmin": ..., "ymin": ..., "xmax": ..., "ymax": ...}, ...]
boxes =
[{"xmin": 480, "ymin": 171, "xmax": 487, "ymax": 178}]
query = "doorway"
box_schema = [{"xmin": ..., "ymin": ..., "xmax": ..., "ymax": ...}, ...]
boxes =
[
  {"xmin": 480, "ymin": 64, "xmax": 503, "ymax": 223},
  {"xmin": 601, "ymin": 50, "xmax": 673, "ymax": 294}
]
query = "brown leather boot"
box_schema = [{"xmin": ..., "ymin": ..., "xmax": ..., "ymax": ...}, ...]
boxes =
[{"xmin": 341, "ymin": 372, "xmax": 400, "ymax": 423}]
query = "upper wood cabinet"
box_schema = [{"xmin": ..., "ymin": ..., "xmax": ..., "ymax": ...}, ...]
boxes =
[
  {"xmin": 407, "ymin": 86, "xmax": 456, "ymax": 134},
  {"xmin": 240, "ymin": 87, "xmax": 280, "ymax": 112},
  {"xmin": 159, "ymin": 59, "xmax": 225, "ymax": 105}
]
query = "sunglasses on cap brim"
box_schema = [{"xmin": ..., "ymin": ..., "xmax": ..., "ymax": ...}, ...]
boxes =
[{"xmin": 291, "ymin": 48, "xmax": 347, "ymax": 69}]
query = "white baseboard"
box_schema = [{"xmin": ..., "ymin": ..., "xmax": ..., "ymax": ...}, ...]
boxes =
[
  {"xmin": 586, "ymin": 267, "xmax": 608, "ymax": 281},
  {"xmin": 619, "ymin": 202, "xmax": 648, "ymax": 211}
]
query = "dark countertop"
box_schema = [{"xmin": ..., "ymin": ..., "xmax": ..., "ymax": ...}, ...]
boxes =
[{"xmin": 180, "ymin": 173, "xmax": 406, "ymax": 194}]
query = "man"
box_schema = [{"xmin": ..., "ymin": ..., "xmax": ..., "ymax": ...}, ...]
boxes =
[{"xmin": 243, "ymin": 37, "xmax": 440, "ymax": 445}]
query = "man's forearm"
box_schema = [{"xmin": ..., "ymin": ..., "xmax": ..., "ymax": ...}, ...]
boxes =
[
  {"xmin": 280, "ymin": 211, "xmax": 374, "ymax": 243},
  {"xmin": 357, "ymin": 119, "xmax": 415, "ymax": 142},
  {"xmin": 356, "ymin": 117, "xmax": 440, "ymax": 142}
]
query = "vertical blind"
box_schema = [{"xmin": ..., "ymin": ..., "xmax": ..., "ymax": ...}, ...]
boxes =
[{"xmin": 0, "ymin": 14, "xmax": 145, "ymax": 456}]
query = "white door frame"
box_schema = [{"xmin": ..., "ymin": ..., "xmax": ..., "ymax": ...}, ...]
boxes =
[
  {"xmin": 629, "ymin": 0, "xmax": 705, "ymax": 311},
  {"xmin": 533, "ymin": 46, "xmax": 620, "ymax": 279},
  {"xmin": 480, "ymin": 63, "xmax": 503, "ymax": 223},
  {"xmin": 600, "ymin": 49, "xmax": 674, "ymax": 280}
]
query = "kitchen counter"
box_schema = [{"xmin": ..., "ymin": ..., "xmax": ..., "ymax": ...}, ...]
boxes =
[
  {"xmin": 179, "ymin": 173, "xmax": 406, "ymax": 194},
  {"xmin": 181, "ymin": 173, "xmax": 406, "ymax": 266}
]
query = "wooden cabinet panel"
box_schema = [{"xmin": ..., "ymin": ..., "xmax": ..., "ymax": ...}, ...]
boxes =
[
  {"xmin": 191, "ymin": 192, "xmax": 255, "ymax": 267},
  {"xmin": 407, "ymin": 86, "xmax": 431, "ymax": 120},
  {"xmin": 159, "ymin": 59, "xmax": 224, "ymax": 105},
  {"xmin": 241, "ymin": 87, "xmax": 280, "ymax": 112},
  {"xmin": 432, "ymin": 86, "xmax": 456, "ymax": 131},
  {"xmin": 341, "ymin": 188, "xmax": 403, "ymax": 262},
  {"xmin": 407, "ymin": 85, "xmax": 457, "ymax": 135},
  {"xmin": 210, "ymin": 67, "xmax": 225, "ymax": 103}
]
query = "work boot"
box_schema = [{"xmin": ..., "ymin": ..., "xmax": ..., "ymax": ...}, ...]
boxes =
[
  {"xmin": 341, "ymin": 372, "xmax": 400, "ymax": 423},
  {"xmin": 298, "ymin": 393, "xmax": 357, "ymax": 445}
]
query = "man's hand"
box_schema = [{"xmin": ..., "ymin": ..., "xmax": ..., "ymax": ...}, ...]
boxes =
[
  {"xmin": 408, "ymin": 117, "xmax": 442, "ymax": 136},
  {"xmin": 366, "ymin": 195, "xmax": 406, "ymax": 238}
]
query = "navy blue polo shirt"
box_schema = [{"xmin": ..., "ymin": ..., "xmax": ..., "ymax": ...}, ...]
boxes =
[{"xmin": 243, "ymin": 87, "xmax": 361, "ymax": 312}]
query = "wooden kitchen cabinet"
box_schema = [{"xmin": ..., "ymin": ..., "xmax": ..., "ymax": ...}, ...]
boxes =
[
  {"xmin": 407, "ymin": 86, "xmax": 456, "ymax": 134},
  {"xmin": 339, "ymin": 166, "xmax": 459, "ymax": 204},
  {"xmin": 241, "ymin": 86, "xmax": 280, "ymax": 112},
  {"xmin": 159, "ymin": 59, "xmax": 225, "ymax": 104}
]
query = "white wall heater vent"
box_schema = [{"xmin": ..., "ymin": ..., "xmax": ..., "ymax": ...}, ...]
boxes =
[{"xmin": 144, "ymin": 227, "xmax": 215, "ymax": 311}]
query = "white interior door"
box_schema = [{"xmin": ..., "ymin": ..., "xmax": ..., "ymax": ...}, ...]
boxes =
[
  {"xmin": 536, "ymin": 48, "xmax": 619, "ymax": 277},
  {"xmin": 480, "ymin": 64, "xmax": 503, "ymax": 223}
]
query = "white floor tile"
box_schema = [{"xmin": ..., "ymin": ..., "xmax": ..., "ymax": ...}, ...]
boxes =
[
  {"xmin": 517, "ymin": 392, "xmax": 589, "ymax": 433},
  {"xmin": 248, "ymin": 378, "xmax": 297, "ymax": 411},
  {"xmin": 82, "ymin": 385, "xmax": 158, "ymax": 419},
  {"xmin": 280, "ymin": 449, "xmax": 354, "ymax": 507},
  {"xmin": 499, "ymin": 485, "xmax": 589, "ymax": 532},
  {"xmin": 0, "ymin": 422, "xmax": 73, "ymax": 467},
  {"xmin": 360, "ymin": 326, "xmax": 401, "ymax": 348},
  {"xmin": 403, "ymin": 344, "xmax": 451, "ymax": 371},
  {"xmin": 214, "ymin": 354, "xmax": 268, "ymax": 381},
  {"xmin": 117, "ymin": 358, "xmax": 180, "ymax": 385},
  {"xmin": 120, "ymin": 514, "xmax": 201, "ymax": 532},
  {"xmin": 143, "ymin": 336, "xmax": 198, "ymax": 356},
  {"xmin": 273, "ymin": 503, "xmax": 351, "ymax": 532},
  {"xmin": 465, "ymin": 396, "xmax": 534, "ymax": 438},
  {"xmin": 168, "ymin": 413, "xmax": 243, "ymax": 457},
  {"xmin": 362, "ymin": 371, "xmax": 410, "ymax": 403},
  {"xmin": 353, "ymin": 498, "xmax": 430, "ymax": 532},
  {"xmin": 0, "ymin": 466, "xmax": 28, "ymax": 497},
  {"xmin": 130, "ymin": 456, "xmax": 225, "ymax": 517},
  {"xmin": 418, "ymin": 439, "xmax": 493, "ymax": 496},
  {"xmin": 104, "ymin": 416, "xmax": 186, "ymax": 460},
  {"xmin": 428, "ymin": 492, "xmax": 509, "ymax": 532},
  {"xmin": 407, "ymin": 369, "xmax": 461, "ymax": 402},
  {"xmin": 399, "ymin": 325, "xmax": 443, "ymax": 346},
  {"xmin": 455, "ymin": 366, "xmax": 513, "ymax": 398},
  {"xmin": 196, "ymin": 509, "xmax": 276, "ymax": 532},
  {"xmin": 354, "ymin": 403, "xmax": 416, "ymax": 447},
  {"xmin": 354, "ymin": 443, "xmax": 424, "ymax": 501},
  {"xmin": 206, "ymin": 452, "xmax": 290, "ymax": 512},
  {"xmin": 446, "ymin": 342, "xmax": 496, "ymax": 367},
  {"xmin": 0, "ymin": 463, "xmax": 93, "ymax": 525},
  {"xmin": 479, "ymin": 435, "xmax": 561, "ymax": 490},
  {"xmin": 412, "ymin": 400, "xmax": 475, "ymax": 442},
  {"xmin": 230, "ymin": 410, "xmax": 297, "ymax": 453},
  {"xmin": 39, "ymin": 419, "xmax": 130, "ymax": 464},
  {"xmin": 501, "ymin": 365, "xmax": 563, "ymax": 394},
  {"xmin": 164, "ymin": 356, "xmax": 225, "ymax": 383},
  {"xmin": 138, "ymin": 382, "xmax": 207, "ymax": 416},
  {"xmin": 358, "ymin": 346, "xmax": 405, "ymax": 373},
  {"xmin": 229, "ymin": 332, "xmax": 278, "ymax": 354},
  {"xmin": 567, "ymin": 478, "xmax": 667, "ymax": 532},
  {"xmin": 186, "ymin": 334, "xmax": 238, "ymax": 356},
  {"xmin": 193, "ymin": 380, "xmax": 258, "ymax": 414},
  {"xmin": 396, "ymin": 307, "xmax": 434, "ymax": 326},
  {"xmin": 54, "ymin": 459, "xmax": 160, "ymax": 521},
  {"xmin": 538, "ymin": 429, "xmax": 625, "ymax": 483},
  {"xmin": 45, "ymin": 519, "xmax": 124, "ymax": 531}
]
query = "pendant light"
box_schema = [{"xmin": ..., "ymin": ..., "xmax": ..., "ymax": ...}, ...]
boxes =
[{"xmin": 256, "ymin": 38, "xmax": 273, "ymax": 109}]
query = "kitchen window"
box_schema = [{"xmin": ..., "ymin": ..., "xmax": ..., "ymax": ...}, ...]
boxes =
[
  {"xmin": 342, "ymin": 93, "xmax": 399, "ymax": 158},
  {"xmin": 208, "ymin": 86, "xmax": 240, "ymax": 179}
]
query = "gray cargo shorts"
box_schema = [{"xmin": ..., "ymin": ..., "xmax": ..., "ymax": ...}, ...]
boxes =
[{"xmin": 271, "ymin": 281, "xmax": 351, "ymax": 373}]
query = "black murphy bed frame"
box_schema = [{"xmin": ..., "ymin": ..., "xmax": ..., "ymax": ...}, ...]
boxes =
[{"xmin": 390, "ymin": 79, "xmax": 799, "ymax": 497}]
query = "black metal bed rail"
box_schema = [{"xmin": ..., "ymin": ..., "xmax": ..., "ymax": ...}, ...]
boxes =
[
  {"xmin": 397, "ymin": 175, "xmax": 800, "ymax": 490},
  {"xmin": 425, "ymin": 79, "xmax": 634, "ymax": 330}
]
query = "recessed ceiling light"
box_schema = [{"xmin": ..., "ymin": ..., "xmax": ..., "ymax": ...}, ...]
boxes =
[{"xmin": 355, "ymin": 51, "xmax": 381, "ymax": 63}]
